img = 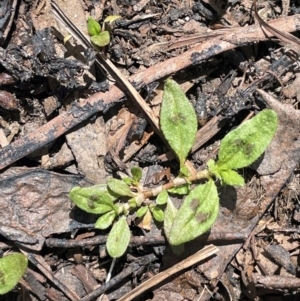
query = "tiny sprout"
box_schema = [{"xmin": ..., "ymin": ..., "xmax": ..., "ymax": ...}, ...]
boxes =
[
  {"xmin": 91, "ymin": 32, "xmax": 110, "ymax": 47},
  {"xmin": 87, "ymin": 17, "xmax": 101, "ymax": 37},
  {"xmin": 87, "ymin": 15, "xmax": 121, "ymax": 48}
]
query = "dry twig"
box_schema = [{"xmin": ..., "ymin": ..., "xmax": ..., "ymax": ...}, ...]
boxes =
[
  {"xmin": 117, "ymin": 245, "xmax": 218, "ymax": 301},
  {"xmin": 0, "ymin": 14, "xmax": 299, "ymax": 169}
]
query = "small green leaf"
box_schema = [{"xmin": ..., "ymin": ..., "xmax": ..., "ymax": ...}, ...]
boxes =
[
  {"xmin": 0, "ymin": 253, "xmax": 28, "ymax": 294},
  {"xmin": 179, "ymin": 166, "xmax": 190, "ymax": 177},
  {"xmin": 106, "ymin": 216, "xmax": 130, "ymax": 258},
  {"xmin": 207, "ymin": 159, "xmax": 221, "ymax": 180},
  {"xmin": 131, "ymin": 166, "xmax": 142, "ymax": 182},
  {"xmin": 69, "ymin": 186, "xmax": 115, "ymax": 214},
  {"xmin": 95, "ymin": 211, "xmax": 116, "ymax": 229},
  {"xmin": 138, "ymin": 207, "xmax": 152, "ymax": 230},
  {"xmin": 156, "ymin": 190, "xmax": 168, "ymax": 205},
  {"xmin": 104, "ymin": 15, "xmax": 122, "ymax": 23},
  {"xmin": 168, "ymin": 183, "xmax": 190, "ymax": 195},
  {"xmin": 128, "ymin": 198, "xmax": 137, "ymax": 208},
  {"xmin": 136, "ymin": 206, "xmax": 148, "ymax": 218},
  {"xmin": 208, "ymin": 159, "xmax": 244, "ymax": 185},
  {"xmin": 150, "ymin": 206, "xmax": 164, "ymax": 222},
  {"xmin": 163, "ymin": 197, "xmax": 178, "ymax": 238},
  {"xmin": 160, "ymin": 79, "xmax": 197, "ymax": 167},
  {"xmin": 166, "ymin": 180, "xmax": 219, "ymax": 246},
  {"xmin": 87, "ymin": 17, "xmax": 101, "ymax": 36},
  {"xmin": 134, "ymin": 194, "xmax": 145, "ymax": 207},
  {"xmin": 113, "ymin": 204, "xmax": 122, "ymax": 215},
  {"xmin": 216, "ymin": 109, "xmax": 278, "ymax": 170},
  {"xmin": 219, "ymin": 169, "xmax": 245, "ymax": 186},
  {"xmin": 91, "ymin": 31, "xmax": 110, "ymax": 47},
  {"xmin": 107, "ymin": 178, "xmax": 135, "ymax": 197},
  {"xmin": 122, "ymin": 177, "xmax": 134, "ymax": 185}
]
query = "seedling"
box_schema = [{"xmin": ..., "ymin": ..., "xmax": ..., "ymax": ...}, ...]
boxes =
[
  {"xmin": 87, "ymin": 15, "xmax": 121, "ymax": 47},
  {"xmin": 0, "ymin": 253, "xmax": 28, "ymax": 294},
  {"xmin": 70, "ymin": 79, "xmax": 278, "ymax": 257}
]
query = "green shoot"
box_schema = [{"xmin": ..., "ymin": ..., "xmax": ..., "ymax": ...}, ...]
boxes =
[
  {"xmin": 69, "ymin": 79, "xmax": 278, "ymax": 257},
  {"xmin": 87, "ymin": 15, "xmax": 121, "ymax": 48}
]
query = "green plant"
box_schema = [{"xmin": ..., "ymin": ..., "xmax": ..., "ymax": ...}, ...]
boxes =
[
  {"xmin": 69, "ymin": 79, "xmax": 278, "ymax": 256},
  {"xmin": 87, "ymin": 15, "xmax": 121, "ymax": 47},
  {"xmin": 0, "ymin": 253, "xmax": 28, "ymax": 294}
]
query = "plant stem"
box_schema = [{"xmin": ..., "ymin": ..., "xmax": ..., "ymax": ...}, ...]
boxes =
[
  {"xmin": 106, "ymin": 257, "xmax": 116, "ymax": 283},
  {"xmin": 143, "ymin": 169, "xmax": 210, "ymax": 198}
]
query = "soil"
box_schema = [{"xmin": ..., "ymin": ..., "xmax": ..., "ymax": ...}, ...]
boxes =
[{"xmin": 0, "ymin": 0, "xmax": 300, "ymax": 300}]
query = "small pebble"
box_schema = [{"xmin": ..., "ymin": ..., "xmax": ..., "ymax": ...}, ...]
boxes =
[
  {"xmin": 0, "ymin": 73, "xmax": 16, "ymax": 86},
  {"xmin": 0, "ymin": 90, "xmax": 18, "ymax": 111}
]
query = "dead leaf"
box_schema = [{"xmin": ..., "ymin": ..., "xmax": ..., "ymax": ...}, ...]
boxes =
[
  {"xmin": 66, "ymin": 116, "xmax": 107, "ymax": 183},
  {"xmin": 0, "ymin": 167, "xmax": 92, "ymax": 250}
]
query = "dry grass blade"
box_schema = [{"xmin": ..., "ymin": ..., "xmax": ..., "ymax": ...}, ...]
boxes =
[
  {"xmin": 51, "ymin": 1, "xmax": 161, "ymax": 135},
  {"xmin": 117, "ymin": 245, "xmax": 219, "ymax": 301},
  {"xmin": 1, "ymin": 13, "xmax": 299, "ymax": 170},
  {"xmin": 51, "ymin": 1, "xmax": 176, "ymax": 164},
  {"xmin": 253, "ymin": 0, "xmax": 300, "ymax": 49}
]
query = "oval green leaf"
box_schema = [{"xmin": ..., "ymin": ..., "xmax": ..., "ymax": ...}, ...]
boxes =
[
  {"xmin": 107, "ymin": 178, "xmax": 135, "ymax": 197},
  {"xmin": 179, "ymin": 166, "xmax": 190, "ymax": 177},
  {"xmin": 91, "ymin": 31, "xmax": 110, "ymax": 47},
  {"xmin": 69, "ymin": 186, "xmax": 115, "ymax": 214},
  {"xmin": 166, "ymin": 180, "xmax": 219, "ymax": 246},
  {"xmin": 156, "ymin": 190, "xmax": 168, "ymax": 205},
  {"xmin": 95, "ymin": 211, "xmax": 116, "ymax": 229},
  {"xmin": 87, "ymin": 17, "xmax": 101, "ymax": 37},
  {"xmin": 163, "ymin": 197, "xmax": 178, "ymax": 238},
  {"xmin": 106, "ymin": 216, "xmax": 130, "ymax": 258},
  {"xmin": 0, "ymin": 253, "xmax": 28, "ymax": 294},
  {"xmin": 160, "ymin": 79, "xmax": 197, "ymax": 167},
  {"xmin": 131, "ymin": 166, "xmax": 142, "ymax": 182},
  {"xmin": 207, "ymin": 159, "xmax": 221, "ymax": 179},
  {"xmin": 208, "ymin": 159, "xmax": 244, "ymax": 186},
  {"xmin": 216, "ymin": 109, "xmax": 278, "ymax": 170},
  {"xmin": 168, "ymin": 183, "xmax": 190, "ymax": 195},
  {"xmin": 128, "ymin": 198, "xmax": 137, "ymax": 208},
  {"xmin": 136, "ymin": 206, "xmax": 148, "ymax": 218},
  {"xmin": 219, "ymin": 169, "xmax": 245, "ymax": 186},
  {"xmin": 150, "ymin": 206, "xmax": 164, "ymax": 222},
  {"xmin": 122, "ymin": 177, "xmax": 134, "ymax": 185}
]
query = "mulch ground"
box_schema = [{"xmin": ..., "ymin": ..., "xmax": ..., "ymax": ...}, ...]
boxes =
[{"xmin": 0, "ymin": 0, "xmax": 300, "ymax": 300}]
